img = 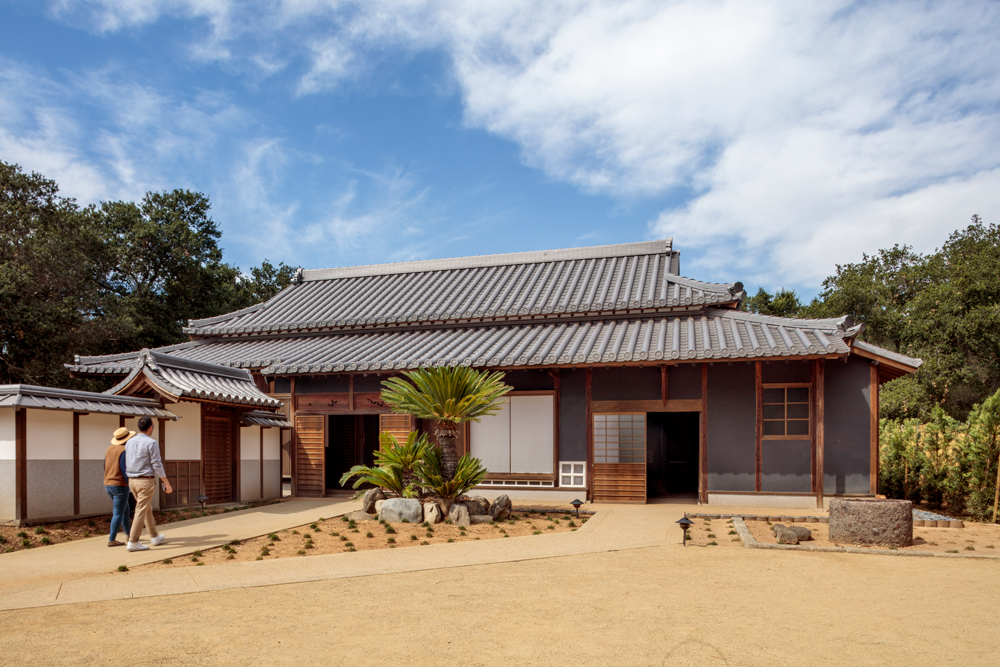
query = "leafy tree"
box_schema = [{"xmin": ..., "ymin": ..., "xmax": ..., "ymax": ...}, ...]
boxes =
[
  {"xmin": 380, "ymin": 366, "xmax": 512, "ymax": 479},
  {"xmin": 0, "ymin": 161, "xmax": 105, "ymax": 386},
  {"xmin": 742, "ymin": 287, "xmax": 807, "ymax": 317}
]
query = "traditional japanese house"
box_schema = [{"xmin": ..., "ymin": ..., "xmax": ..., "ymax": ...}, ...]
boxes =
[{"xmin": 67, "ymin": 239, "xmax": 921, "ymax": 509}]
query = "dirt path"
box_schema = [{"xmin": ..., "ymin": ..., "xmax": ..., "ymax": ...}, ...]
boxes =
[{"xmin": 2, "ymin": 538, "xmax": 997, "ymax": 666}]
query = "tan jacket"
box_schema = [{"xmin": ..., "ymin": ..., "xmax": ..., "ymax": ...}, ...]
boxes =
[{"xmin": 104, "ymin": 444, "xmax": 128, "ymax": 487}]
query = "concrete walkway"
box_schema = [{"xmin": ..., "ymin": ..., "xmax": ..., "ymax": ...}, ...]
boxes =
[{"xmin": 0, "ymin": 499, "xmax": 822, "ymax": 611}]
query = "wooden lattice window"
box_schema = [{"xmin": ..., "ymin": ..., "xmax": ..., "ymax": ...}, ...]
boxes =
[
  {"xmin": 762, "ymin": 384, "xmax": 810, "ymax": 439},
  {"xmin": 593, "ymin": 413, "xmax": 646, "ymax": 463}
]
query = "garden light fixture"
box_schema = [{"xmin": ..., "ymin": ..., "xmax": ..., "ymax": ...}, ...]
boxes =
[
  {"xmin": 570, "ymin": 499, "xmax": 583, "ymax": 518},
  {"xmin": 677, "ymin": 516, "xmax": 694, "ymax": 546},
  {"xmin": 197, "ymin": 494, "xmax": 209, "ymax": 513}
]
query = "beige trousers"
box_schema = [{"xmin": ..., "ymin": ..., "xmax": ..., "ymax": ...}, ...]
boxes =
[{"xmin": 128, "ymin": 477, "xmax": 158, "ymax": 543}]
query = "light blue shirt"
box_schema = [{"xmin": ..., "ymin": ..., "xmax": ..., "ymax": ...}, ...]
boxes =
[{"xmin": 124, "ymin": 432, "xmax": 167, "ymax": 479}]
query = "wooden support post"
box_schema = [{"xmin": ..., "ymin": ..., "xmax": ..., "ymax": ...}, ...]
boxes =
[
  {"xmin": 585, "ymin": 369, "xmax": 593, "ymax": 502},
  {"xmin": 73, "ymin": 413, "xmax": 81, "ymax": 516},
  {"xmin": 552, "ymin": 370, "xmax": 561, "ymax": 487},
  {"xmin": 870, "ymin": 363, "xmax": 879, "ymax": 495},
  {"xmin": 260, "ymin": 426, "xmax": 265, "ymax": 500},
  {"xmin": 661, "ymin": 365, "xmax": 668, "ymax": 407},
  {"xmin": 700, "ymin": 363, "xmax": 708, "ymax": 505},
  {"xmin": 348, "ymin": 375, "xmax": 354, "ymax": 412},
  {"xmin": 755, "ymin": 361, "xmax": 762, "ymax": 493},
  {"xmin": 815, "ymin": 359, "xmax": 826, "ymax": 509},
  {"xmin": 158, "ymin": 418, "xmax": 167, "ymax": 508},
  {"xmin": 15, "ymin": 408, "xmax": 26, "ymax": 523},
  {"xmin": 290, "ymin": 377, "xmax": 297, "ymax": 497}
]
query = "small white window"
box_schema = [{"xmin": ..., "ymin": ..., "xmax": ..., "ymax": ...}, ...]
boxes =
[{"xmin": 560, "ymin": 461, "xmax": 586, "ymax": 487}]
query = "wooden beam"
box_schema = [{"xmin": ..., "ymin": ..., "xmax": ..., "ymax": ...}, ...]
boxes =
[
  {"xmin": 815, "ymin": 359, "xmax": 826, "ymax": 509},
  {"xmin": 700, "ymin": 363, "xmax": 708, "ymax": 505},
  {"xmin": 15, "ymin": 408, "xmax": 26, "ymax": 523},
  {"xmin": 73, "ymin": 412, "xmax": 80, "ymax": 516},
  {"xmin": 585, "ymin": 368, "xmax": 593, "ymax": 502},
  {"xmin": 591, "ymin": 399, "xmax": 701, "ymax": 413},
  {"xmin": 348, "ymin": 374, "xmax": 355, "ymax": 412},
  {"xmin": 755, "ymin": 361, "xmax": 762, "ymax": 493},
  {"xmin": 290, "ymin": 376, "xmax": 297, "ymax": 497},
  {"xmin": 870, "ymin": 363, "xmax": 879, "ymax": 495},
  {"xmin": 158, "ymin": 418, "xmax": 167, "ymax": 508},
  {"xmin": 260, "ymin": 424, "xmax": 265, "ymax": 500}
]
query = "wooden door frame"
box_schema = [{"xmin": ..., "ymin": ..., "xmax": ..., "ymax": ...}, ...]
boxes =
[{"xmin": 201, "ymin": 405, "xmax": 239, "ymax": 504}]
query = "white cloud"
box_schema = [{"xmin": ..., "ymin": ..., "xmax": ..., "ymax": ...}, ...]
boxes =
[{"xmin": 37, "ymin": 0, "xmax": 1000, "ymax": 287}]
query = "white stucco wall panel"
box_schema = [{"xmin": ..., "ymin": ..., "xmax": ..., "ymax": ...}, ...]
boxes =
[
  {"xmin": 263, "ymin": 427, "xmax": 281, "ymax": 461},
  {"xmin": 241, "ymin": 425, "xmax": 261, "ymax": 460},
  {"xmin": 79, "ymin": 413, "xmax": 122, "ymax": 460},
  {"xmin": 166, "ymin": 401, "xmax": 201, "ymax": 460},
  {"xmin": 26, "ymin": 409, "xmax": 73, "ymax": 460},
  {"xmin": 0, "ymin": 410, "xmax": 15, "ymax": 460}
]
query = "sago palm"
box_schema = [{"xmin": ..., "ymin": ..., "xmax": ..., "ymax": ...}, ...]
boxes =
[{"xmin": 380, "ymin": 366, "xmax": 511, "ymax": 479}]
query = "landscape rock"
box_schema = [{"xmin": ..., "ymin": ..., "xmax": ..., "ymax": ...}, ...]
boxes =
[
  {"xmin": 423, "ymin": 502, "xmax": 443, "ymax": 524},
  {"xmin": 361, "ymin": 488, "xmax": 386, "ymax": 515},
  {"xmin": 448, "ymin": 503, "xmax": 471, "ymax": 526},
  {"xmin": 470, "ymin": 514, "xmax": 494, "ymax": 525},
  {"xmin": 787, "ymin": 525, "xmax": 813, "ymax": 541},
  {"xmin": 829, "ymin": 499, "xmax": 913, "ymax": 547},
  {"xmin": 379, "ymin": 498, "xmax": 423, "ymax": 524},
  {"xmin": 770, "ymin": 523, "xmax": 787, "ymax": 537},
  {"xmin": 489, "ymin": 495, "xmax": 512, "ymax": 521},
  {"xmin": 344, "ymin": 510, "xmax": 378, "ymax": 522},
  {"xmin": 775, "ymin": 528, "xmax": 799, "ymax": 545},
  {"xmin": 375, "ymin": 499, "xmax": 385, "ymax": 515},
  {"xmin": 464, "ymin": 497, "xmax": 491, "ymax": 516}
]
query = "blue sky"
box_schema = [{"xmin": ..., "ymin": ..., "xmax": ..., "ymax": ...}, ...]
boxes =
[{"xmin": 2, "ymin": 1, "xmax": 999, "ymax": 298}]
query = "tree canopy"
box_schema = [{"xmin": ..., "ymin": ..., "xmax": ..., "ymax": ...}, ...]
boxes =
[{"xmin": 0, "ymin": 160, "xmax": 296, "ymax": 388}]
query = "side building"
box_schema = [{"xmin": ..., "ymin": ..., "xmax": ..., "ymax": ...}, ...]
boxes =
[{"xmin": 68, "ymin": 239, "xmax": 921, "ymax": 509}]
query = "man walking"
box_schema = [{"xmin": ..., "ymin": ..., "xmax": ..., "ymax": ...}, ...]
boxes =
[{"xmin": 125, "ymin": 416, "xmax": 173, "ymax": 552}]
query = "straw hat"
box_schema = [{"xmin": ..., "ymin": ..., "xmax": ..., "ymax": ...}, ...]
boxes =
[{"xmin": 110, "ymin": 427, "xmax": 136, "ymax": 446}]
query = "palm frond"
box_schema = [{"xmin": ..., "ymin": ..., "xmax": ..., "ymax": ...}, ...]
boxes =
[{"xmin": 380, "ymin": 366, "xmax": 512, "ymax": 425}]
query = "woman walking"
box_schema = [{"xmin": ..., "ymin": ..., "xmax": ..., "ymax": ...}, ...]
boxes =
[{"xmin": 104, "ymin": 427, "xmax": 135, "ymax": 547}]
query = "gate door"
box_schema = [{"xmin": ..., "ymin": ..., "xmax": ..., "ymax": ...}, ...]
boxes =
[{"xmin": 203, "ymin": 411, "xmax": 235, "ymax": 504}]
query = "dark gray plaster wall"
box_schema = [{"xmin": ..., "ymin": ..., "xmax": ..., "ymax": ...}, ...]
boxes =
[
  {"xmin": 559, "ymin": 369, "xmax": 587, "ymax": 461},
  {"xmin": 79, "ymin": 459, "xmax": 110, "ymax": 515},
  {"xmin": 592, "ymin": 367, "xmax": 660, "ymax": 401},
  {"xmin": 241, "ymin": 465, "xmax": 261, "ymax": 501},
  {"xmin": 273, "ymin": 377, "xmax": 291, "ymax": 393},
  {"xmin": 27, "ymin": 460, "xmax": 74, "ymax": 521},
  {"xmin": 263, "ymin": 460, "xmax": 282, "ymax": 499},
  {"xmin": 761, "ymin": 440, "xmax": 812, "ymax": 492},
  {"xmin": 668, "ymin": 364, "xmax": 702, "ymax": 400},
  {"xmin": 706, "ymin": 363, "xmax": 756, "ymax": 491},
  {"xmin": 353, "ymin": 374, "xmax": 386, "ymax": 392},
  {"xmin": 761, "ymin": 360, "xmax": 811, "ymax": 383},
  {"xmin": 296, "ymin": 375, "xmax": 350, "ymax": 393},
  {"xmin": 0, "ymin": 460, "xmax": 14, "ymax": 521},
  {"xmin": 824, "ymin": 356, "xmax": 872, "ymax": 494},
  {"xmin": 503, "ymin": 369, "xmax": 555, "ymax": 391}
]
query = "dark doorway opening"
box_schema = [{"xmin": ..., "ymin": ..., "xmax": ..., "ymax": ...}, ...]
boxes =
[
  {"xmin": 646, "ymin": 412, "xmax": 700, "ymax": 497},
  {"xmin": 326, "ymin": 415, "xmax": 379, "ymax": 492}
]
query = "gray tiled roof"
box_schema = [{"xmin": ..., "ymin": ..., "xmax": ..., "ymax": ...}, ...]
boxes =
[
  {"xmin": 0, "ymin": 385, "xmax": 178, "ymax": 418},
  {"xmin": 69, "ymin": 350, "xmax": 282, "ymax": 409},
  {"xmin": 851, "ymin": 340, "xmax": 922, "ymax": 370},
  {"xmin": 75, "ymin": 311, "xmax": 860, "ymax": 376},
  {"xmin": 241, "ymin": 411, "xmax": 292, "ymax": 428},
  {"xmin": 183, "ymin": 239, "xmax": 744, "ymax": 337}
]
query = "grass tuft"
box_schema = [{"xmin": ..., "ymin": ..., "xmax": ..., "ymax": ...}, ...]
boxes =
[
  {"xmin": 420, "ymin": 540, "xmax": 429, "ymax": 545},
  {"xmin": 117, "ymin": 565, "xmax": 128, "ymax": 572},
  {"xmin": 162, "ymin": 558, "xmax": 172, "ymax": 565}
]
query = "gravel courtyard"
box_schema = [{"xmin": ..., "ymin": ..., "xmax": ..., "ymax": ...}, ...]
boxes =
[{"xmin": 2, "ymin": 530, "xmax": 997, "ymax": 666}]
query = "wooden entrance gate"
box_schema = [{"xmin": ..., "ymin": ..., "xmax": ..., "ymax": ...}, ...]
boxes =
[{"xmin": 203, "ymin": 410, "xmax": 235, "ymax": 504}]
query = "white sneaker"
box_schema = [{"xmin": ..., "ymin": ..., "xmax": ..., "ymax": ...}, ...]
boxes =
[
  {"xmin": 150, "ymin": 534, "xmax": 165, "ymax": 546},
  {"xmin": 126, "ymin": 542, "xmax": 149, "ymax": 552}
]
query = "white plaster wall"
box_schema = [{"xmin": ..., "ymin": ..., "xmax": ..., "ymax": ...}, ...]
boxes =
[
  {"xmin": 26, "ymin": 409, "xmax": 73, "ymax": 460},
  {"xmin": 0, "ymin": 410, "xmax": 14, "ymax": 460},
  {"xmin": 166, "ymin": 401, "xmax": 201, "ymax": 460},
  {"xmin": 241, "ymin": 425, "xmax": 261, "ymax": 460},
  {"xmin": 263, "ymin": 428, "xmax": 281, "ymax": 460},
  {"xmin": 79, "ymin": 413, "xmax": 122, "ymax": 460}
]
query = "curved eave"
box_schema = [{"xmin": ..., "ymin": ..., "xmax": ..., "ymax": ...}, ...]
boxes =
[{"xmin": 849, "ymin": 340, "xmax": 922, "ymax": 382}]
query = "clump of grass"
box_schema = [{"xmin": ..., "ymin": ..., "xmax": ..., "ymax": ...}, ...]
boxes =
[
  {"xmin": 341, "ymin": 516, "xmax": 349, "ymax": 522},
  {"xmin": 117, "ymin": 565, "xmax": 128, "ymax": 572},
  {"xmin": 0, "ymin": 535, "xmax": 6, "ymax": 545},
  {"xmin": 400, "ymin": 518, "xmax": 409, "ymax": 523},
  {"xmin": 965, "ymin": 546, "xmax": 975, "ymax": 551},
  {"xmin": 83, "ymin": 531, "xmax": 91, "ymax": 537},
  {"xmin": 22, "ymin": 538, "xmax": 32, "ymax": 548},
  {"xmin": 226, "ymin": 554, "xmax": 235, "ymax": 560},
  {"xmin": 366, "ymin": 531, "xmax": 374, "ymax": 538},
  {"xmin": 309, "ymin": 523, "xmax": 318, "ymax": 530},
  {"xmin": 86, "ymin": 520, "xmax": 96, "ymax": 527},
  {"xmin": 229, "ymin": 539, "xmax": 241, "ymax": 546},
  {"xmin": 387, "ymin": 537, "xmax": 396, "ymax": 544},
  {"xmin": 348, "ymin": 520, "xmax": 357, "ymax": 530},
  {"xmin": 384, "ymin": 525, "xmax": 396, "ymax": 534},
  {"xmin": 444, "ymin": 519, "xmax": 452, "ymax": 525},
  {"xmin": 340, "ymin": 535, "xmax": 348, "ymax": 542},
  {"xmin": 193, "ymin": 550, "xmax": 203, "ymax": 557},
  {"xmin": 292, "ymin": 530, "xmax": 300, "ymax": 535},
  {"xmin": 420, "ymin": 540, "xmax": 429, "ymax": 545},
  {"xmin": 421, "ymin": 521, "xmax": 431, "ymax": 528},
  {"xmin": 331, "ymin": 531, "xmax": 340, "ymax": 537},
  {"xmin": 707, "ymin": 533, "xmax": 716, "ymax": 538},
  {"xmin": 546, "ymin": 525, "xmax": 555, "ymax": 530},
  {"xmin": 195, "ymin": 561, "xmax": 205, "ymax": 566},
  {"xmin": 567, "ymin": 520, "xmax": 576, "ymax": 527},
  {"xmin": 532, "ymin": 530, "xmax": 542, "ymax": 535},
  {"xmin": 346, "ymin": 547, "xmax": 356, "ymax": 552},
  {"xmin": 708, "ymin": 541, "xmax": 718, "ymax": 546},
  {"xmin": 344, "ymin": 542, "xmax": 354, "ymax": 548},
  {"xmin": 16, "ymin": 531, "xmax": 27, "ymax": 538},
  {"xmin": 297, "ymin": 549, "xmax": 306, "ymax": 556},
  {"xmin": 268, "ymin": 533, "xmax": 280, "ymax": 542},
  {"xmin": 302, "ymin": 532, "xmax": 311, "ymax": 538},
  {"xmin": 507, "ymin": 520, "xmax": 515, "ymax": 525},
  {"xmin": 946, "ymin": 549, "xmax": 958, "ymax": 553},
  {"xmin": 410, "ymin": 534, "xmax": 418, "ymax": 541},
  {"xmin": 162, "ymin": 558, "xmax": 172, "ymax": 565},
  {"xmin": 40, "ymin": 537, "xmax": 52, "ymax": 545},
  {"xmin": 728, "ymin": 530, "xmax": 737, "ymax": 535},
  {"xmin": 447, "ymin": 538, "xmax": 455, "ymax": 543},
  {"xmin": 190, "ymin": 556, "xmax": 199, "ymax": 562},
  {"xmin": 987, "ymin": 545, "xmax": 995, "ymax": 549},
  {"xmin": 255, "ymin": 556, "xmax": 263, "ymax": 561},
  {"xmin": 731, "ymin": 537, "xmax": 740, "ymax": 542},
  {"xmin": 34, "ymin": 526, "xmax": 47, "ymax": 535},
  {"xmin": 260, "ymin": 547, "xmax": 270, "ymax": 556},
  {"xmin": 529, "ymin": 510, "xmax": 537, "ymax": 515},
  {"xmin": 458, "ymin": 526, "xmax": 466, "ymax": 532}
]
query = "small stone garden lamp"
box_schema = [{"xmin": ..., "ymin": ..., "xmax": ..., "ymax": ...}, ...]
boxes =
[
  {"xmin": 676, "ymin": 516, "xmax": 694, "ymax": 546},
  {"xmin": 571, "ymin": 499, "xmax": 583, "ymax": 518},
  {"xmin": 197, "ymin": 494, "xmax": 209, "ymax": 514}
]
